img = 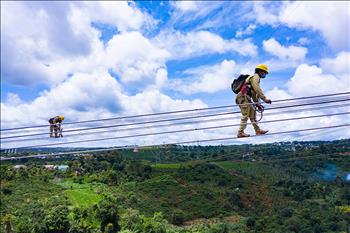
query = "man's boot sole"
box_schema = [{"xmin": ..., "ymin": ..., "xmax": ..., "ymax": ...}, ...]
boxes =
[{"xmin": 256, "ymin": 131, "xmax": 268, "ymax": 135}]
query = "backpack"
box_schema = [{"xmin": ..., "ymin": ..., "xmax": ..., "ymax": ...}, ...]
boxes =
[{"xmin": 231, "ymin": 74, "xmax": 250, "ymax": 94}]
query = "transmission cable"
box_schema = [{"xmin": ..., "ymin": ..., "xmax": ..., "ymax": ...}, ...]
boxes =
[
  {"xmin": 2, "ymin": 103, "xmax": 349, "ymax": 143},
  {"xmin": 8, "ymin": 112, "xmax": 349, "ymax": 149},
  {"xmin": 1, "ymin": 123, "xmax": 349, "ymax": 161},
  {"xmin": 2, "ymin": 97, "xmax": 349, "ymax": 140},
  {"xmin": 2, "ymin": 92, "xmax": 349, "ymax": 132}
]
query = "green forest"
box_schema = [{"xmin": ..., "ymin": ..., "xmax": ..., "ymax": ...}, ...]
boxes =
[{"xmin": 1, "ymin": 139, "xmax": 349, "ymax": 233}]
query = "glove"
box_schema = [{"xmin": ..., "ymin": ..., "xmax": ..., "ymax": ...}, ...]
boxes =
[{"xmin": 265, "ymin": 99, "xmax": 272, "ymax": 104}]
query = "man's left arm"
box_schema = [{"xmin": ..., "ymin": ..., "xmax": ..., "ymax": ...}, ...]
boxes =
[{"xmin": 251, "ymin": 75, "xmax": 268, "ymax": 103}]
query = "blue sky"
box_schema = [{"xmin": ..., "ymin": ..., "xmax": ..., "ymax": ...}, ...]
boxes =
[{"xmin": 1, "ymin": 1, "xmax": 349, "ymax": 147}]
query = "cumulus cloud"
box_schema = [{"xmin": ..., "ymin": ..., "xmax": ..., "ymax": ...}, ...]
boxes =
[
  {"xmin": 78, "ymin": 1, "xmax": 155, "ymax": 32},
  {"xmin": 155, "ymin": 30, "xmax": 257, "ymax": 59},
  {"xmin": 287, "ymin": 64, "xmax": 349, "ymax": 96},
  {"xmin": 252, "ymin": 1, "xmax": 350, "ymax": 52},
  {"xmin": 263, "ymin": 38, "xmax": 308, "ymax": 61},
  {"xmin": 170, "ymin": 60, "xmax": 236, "ymax": 94},
  {"xmin": 120, "ymin": 89, "xmax": 207, "ymax": 116},
  {"xmin": 1, "ymin": 72, "xmax": 122, "ymax": 128},
  {"xmin": 320, "ymin": 51, "xmax": 350, "ymax": 75},
  {"xmin": 1, "ymin": 70, "xmax": 207, "ymax": 129},
  {"xmin": 105, "ymin": 31, "xmax": 170, "ymax": 84},
  {"xmin": 280, "ymin": 1, "xmax": 350, "ymax": 51},
  {"xmin": 0, "ymin": 1, "xmax": 155, "ymax": 87},
  {"xmin": 5, "ymin": 93, "xmax": 23, "ymax": 106},
  {"xmin": 1, "ymin": 1, "xmax": 213, "ymax": 149},
  {"xmin": 1, "ymin": 70, "xmax": 208, "ymax": 149}
]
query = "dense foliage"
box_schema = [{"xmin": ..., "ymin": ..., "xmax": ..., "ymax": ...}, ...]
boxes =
[{"xmin": 1, "ymin": 139, "xmax": 349, "ymax": 232}]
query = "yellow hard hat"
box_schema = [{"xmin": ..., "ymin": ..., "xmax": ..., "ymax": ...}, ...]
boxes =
[
  {"xmin": 59, "ymin": 116, "xmax": 65, "ymax": 121},
  {"xmin": 256, "ymin": 64, "xmax": 269, "ymax": 73}
]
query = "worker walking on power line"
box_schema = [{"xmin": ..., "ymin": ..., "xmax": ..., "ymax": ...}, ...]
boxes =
[
  {"xmin": 49, "ymin": 116, "xmax": 64, "ymax": 138},
  {"xmin": 235, "ymin": 64, "xmax": 272, "ymax": 138}
]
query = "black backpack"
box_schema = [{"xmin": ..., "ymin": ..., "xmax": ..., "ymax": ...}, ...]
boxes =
[{"xmin": 231, "ymin": 74, "xmax": 250, "ymax": 94}]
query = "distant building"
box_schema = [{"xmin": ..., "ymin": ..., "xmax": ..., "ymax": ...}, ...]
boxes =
[
  {"xmin": 55, "ymin": 165, "xmax": 69, "ymax": 171},
  {"xmin": 13, "ymin": 165, "xmax": 26, "ymax": 169},
  {"xmin": 44, "ymin": 165, "xmax": 55, "ymax": 170}
]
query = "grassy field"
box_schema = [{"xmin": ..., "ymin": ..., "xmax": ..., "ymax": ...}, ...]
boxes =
[
  {"xmin": 55, "ymin": 179, "xmax": 103, "ymax": 208},
  {"xmin": 152, "ymin": 163, "xmax": 182, "ymax": 169},
  {"xmin": 65, "ymin": 189, "xmax": 102, "ymax": 208},
  {"xmin": 213, "ymin": 161, "xmax": 255, "ymax": 170}
]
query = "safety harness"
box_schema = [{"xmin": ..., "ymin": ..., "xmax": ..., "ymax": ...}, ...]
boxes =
[{"xmin": 241, "ymin": 75, "xmax": 265, "ymax": 122}]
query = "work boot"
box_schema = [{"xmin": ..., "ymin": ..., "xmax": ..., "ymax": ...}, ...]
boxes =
[
  {"xmin": 237, "ymin": 131, "xmax": 250, "ymax": 138},
  {"xmin": 256, "ymin": 129, "xmax": 269, "ymax": 135}
]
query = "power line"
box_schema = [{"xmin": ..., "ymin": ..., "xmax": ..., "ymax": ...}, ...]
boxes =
[
  {"xmin": 2, "ymin": 123, "xmax": 349, "ymax": 161},
  {"xmin": 7, "ymin": 112, "xmax": 349, "ymax": 149},
  {"xmin": 2, "ymin": 97, "xmax": 349, "ymax": 140},
  {"xmin": 2, "ymin": 92, "xmax": 349, "ymax": 132},
  {"xmin": 3, "ymin": 103, "xmax": 350, "ymax": 143}
]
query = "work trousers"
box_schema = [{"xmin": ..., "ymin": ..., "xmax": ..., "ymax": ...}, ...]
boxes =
[
  {"xmin": 236, "ymin": 94, "xmax": 260, "ymax": 133},
  {"xmin": 50, "ymin": 124, "xmax": 61, "ymax": 137}
]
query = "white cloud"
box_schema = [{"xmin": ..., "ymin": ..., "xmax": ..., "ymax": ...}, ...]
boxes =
[
  {"xmin": 320, "ymin": 51, "xmax": 350, "ymax": 75},
  {"xmin": 1, "ymin": 71, "xmax": 207, "ymax": 134},
  {"xmin": 0, "ymin": 1, "xmax": 155, "ymax": 87},
  {"xmin": 251, "ymin": 2, "xmax": 280, "ymax": 25},
  {"xmin": 235, "ymin": 24, "xmax": 257, "ymax": 38},
  {"xmin": 1, "ymin": 1, "xmax": 214, "ymax": 149},
  {"xmin": 154, "ymin": 68, "xmax": 168, "ymax": 89},
  {"xmin": 287, "ymin": 64, "xmax": 349, "ymax": 97},
  {"xmin": 172, "ymin": 1, "xmax": 198, "ymax": 12},
  {"xmin": 120, "ymin": 89, "xmax": 207, "ymax": 116},
  {"xmin": 155, "ymin": 30, "xmax": 257, "ymax": 59},
  {"xmin": 5, "ymin": 93, "xmax": 23, "ymax": 106},
  {"xmin": 279, "ymin": 1, "xmax": 349, "ymax": 51},
  {"xmin": 1, "ymin": 89, "xmax": 208, "ymax": 149},
  {"xmin": 259, "ymin": 38, "xmax": 309, "ymax": 72},
  {"xmin": 251, "ymin": 2, "xmax": 350, "ymax": 51},
  {"xmin": 168, "ymin": 2, "xmax": 225, "ymax": 28},
  {"xmin": 171, "ymin": 60, "xmax": 236, "ymax": 94},
  {"xmin": 105, "ymin": 31, "xmax": 170, "ymax": 84},
  {"xmin": 298, "ymin": 37, "xmax": 310, "ymax": 45},
  {"xmin": 79, "ymin": 1, "xmax": 155, "ymax": 32},
  {"xmin": 265, "ymin": 87, "xmax": 293, "ymax": 101},
  {"xmin": 263, "ymin": 38, "xmax": 308, "ymax": 61},
  {"xmin": 1, "ymin": 72, "xmax": 123, "ymax": 128}
]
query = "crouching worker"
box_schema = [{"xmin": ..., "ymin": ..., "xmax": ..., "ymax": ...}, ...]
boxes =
[
  {"xmin": 49, "ymin": 116, "xmax": 64, "ymax": 138},
  {"xmin": 236, "ymin": 64, "xmax": 272, "ymax": 138}
]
